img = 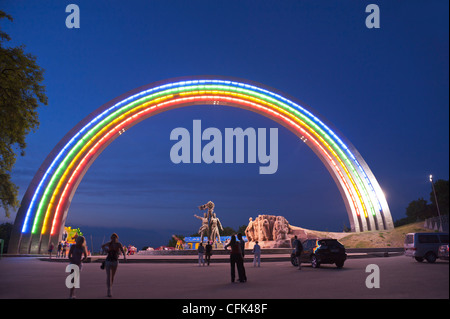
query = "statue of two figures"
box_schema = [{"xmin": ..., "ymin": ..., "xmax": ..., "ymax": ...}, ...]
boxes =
[
  {"xmin": 194, "ymin": 201, "xmax": 224, "ymax": 244},
  {"xmin": 194, "ymin": 201, "xmax": 223, "ymax": 243}
]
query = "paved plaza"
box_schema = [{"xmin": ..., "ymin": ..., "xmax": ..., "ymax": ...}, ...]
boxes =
[{"xmin": 0, "ymin": 255, "xmax": 448, "ymax": 300}]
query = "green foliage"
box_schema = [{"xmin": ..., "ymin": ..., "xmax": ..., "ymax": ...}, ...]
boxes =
[
  {"xmin": 221, "ymin": 226, "xmax": 236, "ymax": 236},
  {"xmin": 237, "ymin": 224, "xmax": 247, "ymax": 235},
  {"xmin": 0, "ymin": 222, "xmax": 13, "ymax": 253},
  {"xmin": 406, "ymin": 198, "xmax": 433, "ymax": 220},
  {"xmin": 394, "ymin": 179, "xmax": 449, "ymax": 227},
  {"xmin": 0, "ymin": 11, "xmax": 48, "ymax": 217},
  {"xmin": 75, "ymin": 228, "xmax": 83, "ymax": 237}
]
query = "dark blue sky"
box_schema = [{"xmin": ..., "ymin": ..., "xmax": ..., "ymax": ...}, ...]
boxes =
[{"xmin": 1, "ymin": 1, "xmax": 448, "ymax": 249}]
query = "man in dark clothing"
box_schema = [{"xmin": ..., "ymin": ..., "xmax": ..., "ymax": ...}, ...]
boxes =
[
  {"xmin": 293, "ymin": 235, "xmax": 303, "ymax": 270},
  {"xmin": 237, "ymin": 233, "xmax": 247, "ymax": 282},
  {"xmin": 205, "ymin": 241, "xmax": 212, "ymax": 266},
  {"xmin": 225, "ymin": 235, "xmax": 244, "ymax": 283}
]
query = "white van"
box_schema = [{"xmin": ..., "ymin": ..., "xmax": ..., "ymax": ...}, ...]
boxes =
[{"xmin": 404, "ymin": 232, "xmax": 449, "ymax": 263}]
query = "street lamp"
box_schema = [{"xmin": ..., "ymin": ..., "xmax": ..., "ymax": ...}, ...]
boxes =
[{"xmin": 429, "ymin": 175, "xmax": 443, "ymax": 231}]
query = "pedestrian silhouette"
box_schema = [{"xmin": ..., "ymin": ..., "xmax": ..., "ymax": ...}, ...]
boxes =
[
  {"xmin": 292, "ymin": 236, "xmax": 303, "ymax": 270},
  {"xmin": 225, "ymin": 235, "xmax": 245, "ymax": 283},
  {"xmin": 252, "ymin": 241, "xmax": 261, "ymax": 267},
  {"xmin": 101, "ymin": 233, "xmax": 126, "ymax": 297},
  {"xmin": 198, "ymin": 242, "xmax": 205, "ymax": 266},
  {"xmin": 205, "ymin": 241, "xmax": 212, "ymax": 266},
  {"xmin": 67, "ymin": 236, "xmax": 88, "ymax": 299},
  {"xmin": 48, "ymin": 242, "xmax": 54, "ymax": 259},
  {"xmin": 237, "ymin": 233, "xmax": 247, "ymax": 282}
]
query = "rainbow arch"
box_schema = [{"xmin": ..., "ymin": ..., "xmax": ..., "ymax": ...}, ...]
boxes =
[{"xmin": 9, "ymin": 76, "xmax": 393, "ymax": 254}]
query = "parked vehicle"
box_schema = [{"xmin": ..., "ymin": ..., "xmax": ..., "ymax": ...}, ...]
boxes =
[
  {"xmin": 291, "ymin": 238, "xmax": 347, "ymax": 268},
  {"xmin": 404, "ymin": 232, "xmax": 449, "ymax": 263},
  {"xmin": 438, "ymin": 244, "xmax": 449, "ymax": 261}
]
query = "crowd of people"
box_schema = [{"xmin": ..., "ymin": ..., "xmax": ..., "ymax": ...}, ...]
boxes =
[
  {"xmin": 60, "ymin": 231, "xmax": 274, "ymax": 298},
  {"xmin": 196, "ymin": 233, "xmax": 262, "ymax": 283},
  {"xmin": 48, "ymin": 240, "xmax": 136, "ymax": 260},
  {"xmin": 47, "ymin": 240, "xmax": 82, "ymax": 259}
]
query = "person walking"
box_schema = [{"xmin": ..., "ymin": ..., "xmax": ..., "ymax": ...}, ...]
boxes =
[
  {"xmin": 225, "ymin": 235, "xmax": 245, "ymax": 283},
  {"xmin": 101, "ymin": 233, "xmax": 126, "ymax": 297},
  {"xmin": 67, "ymin": 236, "xmax": 88, "ymax": 299},
  {"xmin": 237, "ymin": 233, "xmax": 247, "ymax": 282},
  {"xmin": 252, "ymin": 241, "xmax": 261, "ymax": 267},
  {"xmin": 48, "ymin": 242, "xmax": 54, "ymax": 259},
  {"xmin": 198, "ymin": 242, "xmax": 205, "ymax": 266},
  {"xmin": 61, "ymin": 241, "xmax": 67, "ymax": 258},
  {"xmin": 57, "ymin": 241, "xmax": 62, "ymax": 258},
  {"xmin": 293, "ymin": 236, "xmax": 303, "ymax": 270},
  {"xmin": 205, "ymin": 241, "xmax": 212, "ymax": 266}
]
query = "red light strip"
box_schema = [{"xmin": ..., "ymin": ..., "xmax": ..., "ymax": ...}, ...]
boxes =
[{"xmin": 51, "ymin": 95, "xmax": 360, "ymax": 235}]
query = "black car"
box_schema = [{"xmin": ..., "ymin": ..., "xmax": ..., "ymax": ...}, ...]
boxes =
[{"xmin": 291, "ymin": 238, "xmax": 347, "ymax": 268}]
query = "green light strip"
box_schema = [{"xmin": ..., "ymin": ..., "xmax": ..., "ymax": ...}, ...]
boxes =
[{"xmin": 31, "ymin": 83, "xmax": 376, "ymax": 234}]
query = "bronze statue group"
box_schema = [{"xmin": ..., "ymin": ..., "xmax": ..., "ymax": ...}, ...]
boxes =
[{"xmin": 195, "ymin": 201, "xmax": 248, "ymax": 283}]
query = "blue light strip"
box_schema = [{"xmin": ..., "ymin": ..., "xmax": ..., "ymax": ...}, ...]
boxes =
[{"xmin": 21, "ymin": 79, "xmax": 382, "ymax": 233}]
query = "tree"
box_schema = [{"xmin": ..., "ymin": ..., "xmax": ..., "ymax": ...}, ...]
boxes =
[
  {"xmin": 0, "ymin": 11, "xmax": 48, "ymax": 217},
  {"xmin": 394, "ymin": 179, "xmax": 449, "ymax": 227},
  {"xmin": 237, "ymin": 224, "xmax": 247, "ymax": 235},
  {"xmin": 405, "ymin": 198, "xmax": 433, "ymax": 221},
  {"xmin": 221, "ymin": 226, "xmax": 236, "ymax": 236},
  {"xmin": 395, "ymin": 198, "xmax": 432, "ymax": 227},
  {"xmin": 0, "ymin": 222, "xmax": 13, "ymax": 253}
]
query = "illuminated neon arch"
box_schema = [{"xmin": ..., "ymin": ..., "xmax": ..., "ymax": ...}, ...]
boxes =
[{"xmin": 9, "ymin": 76, "xmax": 393, "ymax": 254}]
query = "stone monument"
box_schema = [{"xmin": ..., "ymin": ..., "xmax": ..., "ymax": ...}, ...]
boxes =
[
  {"xmin": 193, "ymin": 212, "xmax": 209, "ymax": 244},
  {"xmin": 196, "ymin": 201, "xmax": 223, "ymax": 244},
  {"xmin": 209, "ymin": 212, "xmax": 224, "ymax": 243},
  {"xmin": 245, "ymin": 214, "xmax": 304, "ymax": 248}
]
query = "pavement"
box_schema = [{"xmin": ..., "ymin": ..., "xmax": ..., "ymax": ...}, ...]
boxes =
[
  {"xmin": 0, "ymin": 254, "xmax": 448, "ymax": 302},
  {"xmin": 21, "ymin": 246, "xmax": 404, "ymax": 263}
]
